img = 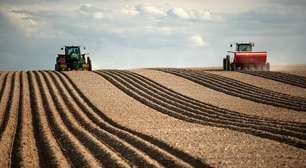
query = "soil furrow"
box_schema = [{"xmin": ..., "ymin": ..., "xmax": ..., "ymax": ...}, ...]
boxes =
[
  {"xmin": 206, "ymin": 71, "xmax": 306, "ymax": 100},
  {"xmin": 194, "ymin": 70, "xmax": 306, "ymax": 104},
  {"xmin": 47, "ymin": 71, "xmax": 161, "ymax": 168},
  {"xmin": 167, "ymin": 69, "xmax": 305, "ymax": 105},
  {"xmin": 28, "ymin": 72, "xmax": 71, "ymax": 167},
  {"xmin": 0, "ymin": 73, "xmax": 8, "ymax": 103},
  {"xmin": 242, "ymin": 71, "xmax": 306, "ymax": 88},
  {"xmin": 97, "ymin": 71, "xmax": 206, "ymax": 124},
  {"xmin": 40, "ymin": 71, "xmax": 132, "ymax": 168},
  {"xmin": 34, "ymin": 71, "xmax": 108, "ymax": 167},
  {"xmin": 0, "ymin": 73, "xmax": 10, "ymax": 133},
  {"xmin": 107, "ymin": 70, "xmax": 306, "ymax": 140},
  {"xmin": 254, "ymin": 71, "xmax": 306, "ymax": 83},
  {"xmin": 0, "ymin": 72, "xmax": 19, "ymax": 168},
  {"xmin": 154, "ymin": 69, "xmax": 306, "ymax": 108},
  {"xmin": 196, "ymin": 70, "xmax": 306, "ymax": 102},
  {"xmin": 60, "ymin": 72, "xmax": 210, "ymax": 168},
  {"xmin": 124, "ymin": 70, "xmax": 306, "ymax": 129},
  {"xmin": 12, "ymin": 72, "xmax": 39, "ymax": 167},
  {"xmin": 253, "ymin": 72, "xmax": 305, "ymax": 87},
  {"xmin": 117, "ymin": 70, "xmax": 306, "ymax": 133},
  {"xmin": 10, "ymin": 72, "xmax": 23, "ymax": 167},
  {"xmin": 58, "ymin": 71, "xmax": 193, "ymax": 168},
  {"xmin": 54, "ymin": 69, "xmax": 196, "ymax": 168},
  {"xmin": 129, "ymin": 70, "xmax": 306, "ymax": 128},
  {"xmin": 157, "ymin": 69, "xmax": 306, "ymax": 111},
  {"xmin": 166, "ymin": 70, "xmax": 284, "ymax": 103},
  {"xmin": 95, "ymin": 70, "xmax": 306, "ymax": 149},
  {"xmin": 0, "ymin": 72, "xmax": 16, "ymax": 140},
  {"xmin": 181, "ymin": 69, "xmax": 306, "ymax": 106},
  {"xmin": 0, "ymin": 72, "xmax": 5, "ymax": 83}
]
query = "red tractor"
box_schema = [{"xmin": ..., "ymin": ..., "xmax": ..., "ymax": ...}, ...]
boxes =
[{"xmin": 223, "ymin": 42, "xmax": 270, "ymax": 71}]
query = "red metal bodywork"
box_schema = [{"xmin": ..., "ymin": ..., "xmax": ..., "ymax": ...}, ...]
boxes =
[{"xmin": 234, "ymin": 51, "xmax": 267, "ymax": 65}]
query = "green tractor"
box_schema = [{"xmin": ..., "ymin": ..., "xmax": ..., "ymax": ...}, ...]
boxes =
[{"xmin": 55, "ymin": 46, "xmax": 92, "ymax": 71}]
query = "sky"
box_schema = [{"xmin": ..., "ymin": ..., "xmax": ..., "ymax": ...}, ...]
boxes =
[{"xmin": 0, "ymin": 0, "xmax": 306, "ymax": 71}]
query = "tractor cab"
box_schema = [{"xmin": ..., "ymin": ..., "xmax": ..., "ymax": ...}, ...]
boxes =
[
  {"xmin": 66, "ymin": 46, "xmax": 81, "ymax": 58},
  {"xmin": 235, "ymin": 43, "xmax": 253, "ymax": 52},
  {"xmin": 64, "ymin": 46, "xmax": 83, "ymax": 70},
  {"xmin": 55, "ymin": 46, "xmax": 92, "ymax": 71}
]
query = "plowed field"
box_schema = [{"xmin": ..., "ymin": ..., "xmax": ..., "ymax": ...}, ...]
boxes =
[{"xmin": 0, "ymin": 67, "xmax": 306, "ymax": 168}]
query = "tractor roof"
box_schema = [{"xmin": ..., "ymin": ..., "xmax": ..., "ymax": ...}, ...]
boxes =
[
  {"xmin": 236, "ymin": 42, "xmax": 252, "ymax": 45},
  {"xmin": 65, "ymin": 46, "xmax": 80, "ymax": 48}
]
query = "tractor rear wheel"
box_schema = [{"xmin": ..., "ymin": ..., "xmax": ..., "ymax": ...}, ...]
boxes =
[
  {"xmin": 55, "ymin": 64, "xmax": 60, "ymax": 71},
  {"xmin": 226, "ymin": 56, "xmax": 231, "ymax": 71},
  {"xmin": 87, "ymin": 57, "xmax": 92, "ymax": 71},
  {"xmin": 223, "ymin": 58, "xmax": 227, "ymax": 70},
  {"xmin": 265, "ymin": 63, "xmax": 270, "ymax": 71},
  {"xmin": 223, "ymin": 56, "xmax": 230, "ymax": 71}
]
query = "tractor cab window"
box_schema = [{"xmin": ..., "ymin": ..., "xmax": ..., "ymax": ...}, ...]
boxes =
[
  {"xmin": 66, "ymin": 47, "xmax": 80, "ymax": 56},
  {"xmin": 237, "ymin": 44, "xmax": 252, "ymax": 52}
]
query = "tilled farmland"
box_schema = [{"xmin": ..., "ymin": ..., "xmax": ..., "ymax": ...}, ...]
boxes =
[
  {"xmin": 0, "ymin": 68, "xmax": 306, "ymax": 168},
  {"xmin": 241, "ymin": 71, "xmax": 306, "ymax": 88},
  {"xmin": 153, "ymin": 68, "xmax": 306, "ymax": 111}
]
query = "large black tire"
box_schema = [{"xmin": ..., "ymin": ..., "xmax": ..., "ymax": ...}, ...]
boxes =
[
  {"xmin": 266, "ymin": 63, "xmax": 270, "ymax": 71},
  {"xmin": 223, "ymin": 56, "xmax": 231, "ymax": 71},
  {"xmin": 231, "ymin": 63, "xmax": 236, "ymax": 71},
  {"xmin": 87, "ymin": 57, "xmax": 92, "ymax": 71},
  {"xmin": 226, "ymin": 56, "xmax": 231, "ymax": 71},
  {"xmin": 55, "ymin": 64, "xmax": 60, "ymax": 71},
  {"xmin": 223, "ymin": 58, "xmax": 227, "ymax": 70}
]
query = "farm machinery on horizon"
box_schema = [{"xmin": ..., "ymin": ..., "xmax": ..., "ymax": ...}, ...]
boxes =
[
  {"xmin": 54, "ymin": 43, "xmax": 269, "ymax": 72},
  {"xmin": 55, "ymin": 46, "xmax": 92, "ymax": 71},
  {"xmin": 223, "ymin": 42, "xmax": 270, "ymax": 71}
]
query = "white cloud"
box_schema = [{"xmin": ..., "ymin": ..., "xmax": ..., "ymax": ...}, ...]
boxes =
[
  {"xmin": 168, "ymin": 8, "xmax": 189, "ymax": 19},
  {"xmin": 78, "ymin": 4, "xmax": 214, "ymax": 22},
  {"xmin": 7, "ymin": 9, "xmax": 44, "ymax": 37},
  {"xmin": 136, "ymin": 5, "xmax": 167, "ymax": 17},
  {"xmin": 78, "ymin": 3, "xmax": 95, "ymax": 15},
  {"xmin": 93, "ymin": 12, "xmax": 104, "ymax": 19},
  {"xmin": 79, "ymin": 3, "xmax": 106, "ymax": 19},
  {"xmin": 144, "ymin": 26, "xmax": 174, "ymax": 35},
  {"xmin": 168, "ymin": 7, "xmax": 212, "ymax": 21},
  {"xmin": 190, "ymin": 35, "xmax": 206, "ymax": 47},
  {"xmin": 120, "ymin": 7, "xmax": 139, "ymax": 16},
  {"xmin": 189, "ymin": 10, "xmax": 212, "ymax": 20}
]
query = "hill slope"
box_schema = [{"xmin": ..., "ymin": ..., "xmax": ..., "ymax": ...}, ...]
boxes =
[{"xmin": 0, "ymin": 67, "xmax": 306, "ymax": 168}]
